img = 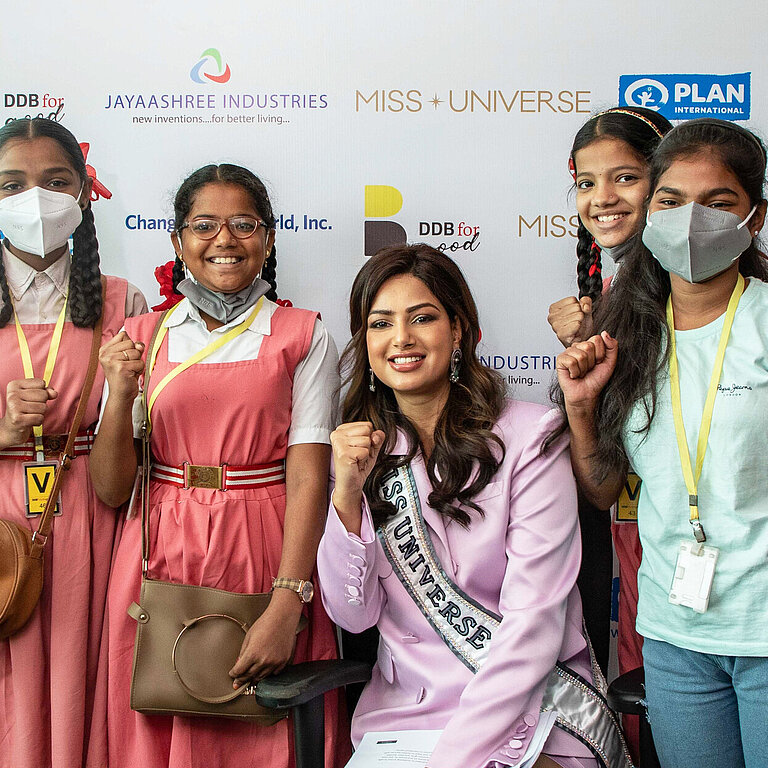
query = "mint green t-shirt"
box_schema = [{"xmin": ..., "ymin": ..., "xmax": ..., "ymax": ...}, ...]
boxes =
[{"xmin": 623, "ymin": 278, "xmax": 768, "ymax": 655}]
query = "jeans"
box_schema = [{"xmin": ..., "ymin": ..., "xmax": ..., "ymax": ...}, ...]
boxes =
[{"xmin": 643, "ymin": 637, "xmax": 768, "ymax": 768}]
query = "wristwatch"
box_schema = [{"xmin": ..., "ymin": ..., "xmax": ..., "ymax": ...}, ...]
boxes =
[{"xmin": 272, "ymin": 577, "xmax": 314, "ymax": 604}]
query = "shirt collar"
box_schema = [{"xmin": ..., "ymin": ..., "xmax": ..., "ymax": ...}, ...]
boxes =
[
  {"xmin": 164, "ymin": 296, "xmax": 274, "ymax": 336},
  {"xmin": 2, "ymin": 244, "xmax": 71, "ymax": 302}
]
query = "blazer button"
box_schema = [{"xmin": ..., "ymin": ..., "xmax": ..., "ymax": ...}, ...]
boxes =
[
  {"xmin": 524, "ymin": 713, "xmax": 537, "ymax": 727},
  {"xmin": 514, "ymin": 722, "xmax": 529, "ymax": 734},
  {"xmin": 346, "ymin": 575, "xmax": 362, "ymax": 586},
  {"xmin": 401, "ymin": 633, "xmax": 420, "ymax": 643},
  {"xmin": 347, "ymin": 598, "xmax": 361, "ymax": 606},
  {"xmin": 348, "ymin": 553, "xmax": 365, "ymax": 565},
  {"xmin": 508, "ymin": 739, "xmax": 523, "ymax": 749},
  {"xmin": 346, "ymin": 585, "xmax": 361, "ymax": 597}
]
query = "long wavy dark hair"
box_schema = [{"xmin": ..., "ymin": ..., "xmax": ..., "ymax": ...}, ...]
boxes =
[
  {"xmin": 552, "ymin": 118, "xmax": 768, "ymax": 482},
  {"xmin": 570, "ymin": 107, "xmax": 672, "ymax": 301},
  {"xmin": 341, "ymin": 244, "xmax": 507, "ymax": 528},
  {"xmin": 171, "ymin": 164, "xmax": 279, "ymax": 300},
  {"xmin": 0, "ymin": 118, "xmax": 102, "ymax": 327}
]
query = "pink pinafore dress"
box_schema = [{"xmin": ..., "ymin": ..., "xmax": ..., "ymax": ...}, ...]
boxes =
[
  {"xmin": 0, "ymin": 276, "xmax": 128, "ymax": 768},
  {"xmin": 107, "ymin": 305, "xmax": 348, "ymax": 768}
]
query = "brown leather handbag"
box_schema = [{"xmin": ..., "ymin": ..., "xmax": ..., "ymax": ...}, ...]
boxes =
[
  {"xmin": 127, "ymin": 312, "xmax": 304, "ymax": 722},
  {"xmin": 0, "ymin": 284, "xmax": 104, "ymax": 640}
]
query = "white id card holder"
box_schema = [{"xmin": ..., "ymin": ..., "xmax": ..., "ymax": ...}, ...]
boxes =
[{"xmin": 669, "ymin": 541, "xmax": 719, "ymax": 614}]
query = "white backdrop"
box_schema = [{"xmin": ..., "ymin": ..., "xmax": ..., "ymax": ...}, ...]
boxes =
[{"xmin": 3, "ymin": 0, "xmax": 766, "ymax": 405}]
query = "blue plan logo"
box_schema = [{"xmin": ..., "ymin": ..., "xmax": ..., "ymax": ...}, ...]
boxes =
[{"xmin": 619, "ymin": 73, "xmax": 751, "ymax": 120}]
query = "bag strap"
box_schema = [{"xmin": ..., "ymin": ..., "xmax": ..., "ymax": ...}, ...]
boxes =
[
  {"xmin": 30, "ymin": 277, "xmax": 106, "ymax": 558},
  {"xmin": 140, "ymin": 310, "xmax": 171, "ymax": 576}
]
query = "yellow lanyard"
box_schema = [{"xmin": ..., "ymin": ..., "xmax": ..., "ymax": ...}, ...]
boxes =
[
  {"xmin": 666, "ymin": 273, "xmax": 744, "ymax": 543},
  {"xmin": 13, "ymin": 296, "xmax": 69, "ymax": 460},
  {"xmin": 144, "ymin": 296, "xmax": 265, "ymax": 434}
]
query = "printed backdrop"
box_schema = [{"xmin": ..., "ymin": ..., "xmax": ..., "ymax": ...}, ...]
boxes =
[
  {"xmin": 2, "ymin": 1, "xmax": 764, "ymax": 404},
  {"xmin": 3, "ymin": 0, "xmax": 765, "ymax": 681}
]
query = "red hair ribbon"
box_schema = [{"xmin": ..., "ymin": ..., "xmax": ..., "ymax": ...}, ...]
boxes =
[
  {"xmin": 588, "ymin": 241, "xmax": 602, "ymax": 276},
  {"xmin": 79, "ymin": 143, "xmax": 112, "ymax": 201},
  {"xmin": 568, "ymin": 157, "xmax": 576, "ymax": 181},
  {"xmin": 151, "ymin": 260, "xmax": 185, "ymax": 311}
]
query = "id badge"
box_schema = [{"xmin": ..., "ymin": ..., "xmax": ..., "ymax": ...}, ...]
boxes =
[
  {"xmin": 23, "ymin": 461, "xmax": 62, "ymax": 518},
  {"xmin": 615, "ymin": 472, "xmax": 641, "ymax": 523},
  {"xmin": 668, "ymin": 540, "xmax": 719, "ymax": 614}
]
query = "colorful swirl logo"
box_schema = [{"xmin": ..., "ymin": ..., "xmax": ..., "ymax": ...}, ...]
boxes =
[{"xmin": 190, "ymin": 48, "xmax": 231, "ymax": 84}]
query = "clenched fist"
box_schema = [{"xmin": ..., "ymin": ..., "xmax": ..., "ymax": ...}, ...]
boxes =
[
  {"xmin": 556, "ymin": 331, "xmax": 618, "ymax": 417},
  {"xmin": 99, "ymin": 330, "xmax": 145, "ymax": 403},
  {"xmin": 330, "ymin": 422, "xmax": 386, "ymax": 534},
  {"xmin": 0, "ymin": 378, "xmax": 57, "ymax": 449},
  {"xmin": 547, "ymin": 295, "xmax": 593, "ymax": 347}
]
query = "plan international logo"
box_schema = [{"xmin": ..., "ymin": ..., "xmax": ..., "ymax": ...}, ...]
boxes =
[{"xmin": 619, "ymin": 73, "xmax": 750, "ymax": 120}]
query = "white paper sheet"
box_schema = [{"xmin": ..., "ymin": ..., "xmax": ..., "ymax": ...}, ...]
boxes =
[
  {"xmin": 345, "ymin": 712, "xmax": 557, "ymax": 768},
  {"xmin": 345, "ymin": 731, "xmax": 441, "ymax": 767}
]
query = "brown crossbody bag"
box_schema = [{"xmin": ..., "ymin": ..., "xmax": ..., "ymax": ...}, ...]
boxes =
[
  {"xmin": 0, "ymin": 279, "xmax": 105, "ymax": 639},
  {"xmin": 127, "ymin": 310, "xmax": 304, "ymax": 721}
]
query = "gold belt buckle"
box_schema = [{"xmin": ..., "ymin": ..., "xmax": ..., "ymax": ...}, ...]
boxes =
[{"xmin": 183, "ymin": 463, "xmax": 223, "ymax": 490}]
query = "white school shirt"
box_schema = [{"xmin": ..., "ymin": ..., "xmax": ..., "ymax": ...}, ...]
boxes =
[
  {"xmin": 109, "ymin": 296, "xmax": 340, "ymax": 446},
  {"xmin": 2, "ymin": 245, "xmax": 147, "ymax": 322}
]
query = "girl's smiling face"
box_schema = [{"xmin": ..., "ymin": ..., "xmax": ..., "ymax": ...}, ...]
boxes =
[
  {"xmin": 574, "ymin": 137, "xmax": 650, "ymax": 249},
  {"xmin": 171, "ymin": 182, "xmax": 275, "ymax": 294}
]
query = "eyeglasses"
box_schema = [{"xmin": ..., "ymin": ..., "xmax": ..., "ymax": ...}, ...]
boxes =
[{"xmin": 178, "ymin": 216, "xmax": 266, "ymax": 240}]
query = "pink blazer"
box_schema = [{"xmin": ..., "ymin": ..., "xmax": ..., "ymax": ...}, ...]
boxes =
[{"xmin": 317, "ymin": 401, "xmax": 595, "ymax": 768}]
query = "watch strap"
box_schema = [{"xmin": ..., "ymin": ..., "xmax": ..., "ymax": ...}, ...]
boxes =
[{"xmin": 272, "ymin": 577, "xmax": 313, "ymax": 602}]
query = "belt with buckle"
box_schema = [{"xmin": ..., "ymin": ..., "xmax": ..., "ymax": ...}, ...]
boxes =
[
  {"xmin": 150, "ymin": 460, "xmax": 286, "ymax": 490},
  {"xmin": 0, "ymin": 430, "xmax": 95, "ymax": 461}
]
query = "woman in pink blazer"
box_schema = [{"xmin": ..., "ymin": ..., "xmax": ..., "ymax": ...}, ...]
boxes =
[{"xmin": 317, "ymin": 245, "xmax": 629, "ymax": 768}]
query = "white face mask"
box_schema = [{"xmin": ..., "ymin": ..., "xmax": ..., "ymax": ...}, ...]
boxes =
[
  {"xmin": 0, "ymin": 185, "xmax": 84, "ymax": 257},
  {"xmin": 642, "ymin": 201, "xmax": 756, "ymax": 283}
]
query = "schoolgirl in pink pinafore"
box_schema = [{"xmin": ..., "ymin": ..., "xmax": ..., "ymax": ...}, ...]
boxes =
[
  {"xmin": 106, "ymin": 304, "xmax": 347, "ymax": 768},
  {"xmin": 0, "ymin": 271, "xmax": 144, "ymax": 768},
  {"xmin": 0, "ymin": 117, "xmax": 148, "ymax": 768}
]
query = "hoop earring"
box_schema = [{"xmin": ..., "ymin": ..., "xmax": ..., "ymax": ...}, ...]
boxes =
[
  {"xmin": 449, "ymin": 348, "xmax": 462, "ymax": 383},
  {"xmin": 369, "ymin": 368, "xmax": 376, "ymax": 392}
]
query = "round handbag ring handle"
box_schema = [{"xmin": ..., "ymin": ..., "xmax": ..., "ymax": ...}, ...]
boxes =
[{"xmin": 172, "ymin": 613, "xmax": 250, "ymax": 704}]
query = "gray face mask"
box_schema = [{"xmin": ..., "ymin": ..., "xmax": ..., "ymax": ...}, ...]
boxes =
[
  {"xmin": 596, "ymin": 235, "xmax": 635, "ymax": 264},
  {"xmin": 177, "ymin": 276, "xmax": 270, "ymax": 324},
  {"xmin": 642, "ymin": 201, "xmax": 756, "ymax": 283}
]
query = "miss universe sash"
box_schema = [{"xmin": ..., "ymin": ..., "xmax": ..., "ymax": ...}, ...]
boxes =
[{"xmin": 377, "ymin": 463, "xmax": 633, "ymax": 768}]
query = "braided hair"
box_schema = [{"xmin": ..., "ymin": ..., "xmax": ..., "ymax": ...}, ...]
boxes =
[
  {"xmin": 171, "ymin": 164, "xmax": 278, "ymax": 301},
  {"xmin": 570, "ymin": 107, "xmax": 672, "ymax": 302},
  {"xmin": 0, "ymin": 118, "xmax": 102, "ymax": 327}
]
